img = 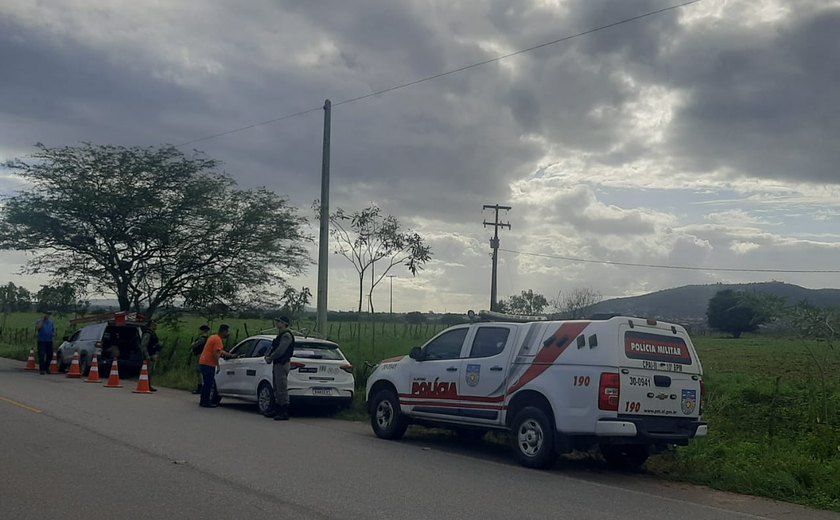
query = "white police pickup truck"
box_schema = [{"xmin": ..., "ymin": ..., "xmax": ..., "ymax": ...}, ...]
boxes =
[{"xmin": 366, "ymin": 314, "xmax": 707, "ymax": 469}]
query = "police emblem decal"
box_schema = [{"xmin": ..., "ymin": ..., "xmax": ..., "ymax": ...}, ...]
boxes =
[
  {"xmin": 466, "ymin": 364, "xmax": 480, "ymax": 387},
  {"xmin": 681, "ymin": 389, "xmax": 697, "ymax": 415}
]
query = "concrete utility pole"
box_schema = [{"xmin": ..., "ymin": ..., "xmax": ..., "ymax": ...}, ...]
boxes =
[
  {"xmin": 316, "ymin": 99, "xmax": 331, "ymax": 333},
  {"xmin": 388, "ymin": 275, "xmax": 396, "ymax": 315},
  {"xmin": 483, "ymin": 204, "xmax": 511, "ymax": 312}
]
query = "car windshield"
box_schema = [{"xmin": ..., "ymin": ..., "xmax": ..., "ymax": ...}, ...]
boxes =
[{"xmin": 293, "ymin": 342, "xmax": 344, "ymax": 361}]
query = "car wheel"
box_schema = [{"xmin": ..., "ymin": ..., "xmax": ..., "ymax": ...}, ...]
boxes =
[
  {"xmin": 370, "ymin": 389, "xmax": 408, "ymax": 440},
  {"xmin": 511, "ymin": 406, "xmax": 556, "ymax": 469},
  {"xmin": 257, "ymin": 382, "xmax": 275, "ymax": 415},
  {"xmin": 600, "ymin": 444, "xmax": 649, "ymax": 470},
  {"xmin": 210, "ymin": 385, "xmax": 222, "ymax": 406}
]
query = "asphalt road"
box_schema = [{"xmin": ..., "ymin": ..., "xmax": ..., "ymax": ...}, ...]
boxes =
[{"xmin": 1, "ymin": 357, "xmax": 837, "ymax": 520}]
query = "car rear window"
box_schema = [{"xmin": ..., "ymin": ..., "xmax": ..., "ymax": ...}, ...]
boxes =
[
  {"xmin": 624, "ymin": 331, "xmax": 692, "ymax": 365},
  {"xmin": 294, "ymin": 342, "xmax": 344, "ymax": 361}
]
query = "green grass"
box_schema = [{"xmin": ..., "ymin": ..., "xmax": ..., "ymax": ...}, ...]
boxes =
[{"xmin": 2, "ymin": 313, "xmax": 839, "ymax": 510}]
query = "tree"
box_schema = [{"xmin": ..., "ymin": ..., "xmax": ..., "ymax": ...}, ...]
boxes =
[
  {"xmin": 35, "ymin": 282, "xmax": 89, "ymax": 316},
  {"xmin": 0, "ymin": 143, "xmax": 309, "ymax": 316},
  {"xmin": 551, "ymin": 288, "xmax": 602, "ymax": 319},
  {"xmin": 325, "ymin": 204, "xmax": 431, "ymax": 313},
  {"xmin": 0, "ymin": 282, "xmax": 32, "ymax": 325},
  {"xmin": 706, "ymin": 289, "xmax": 768, "ymax": 338},
  {"xmin": 498, "ymin": 289, "xmax": 548, "ymax": 315}
]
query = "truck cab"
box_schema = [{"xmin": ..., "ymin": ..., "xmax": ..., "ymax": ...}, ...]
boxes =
[{"xmin": 366, "ymin": 314, "xmax": 707, "ymax": 469}]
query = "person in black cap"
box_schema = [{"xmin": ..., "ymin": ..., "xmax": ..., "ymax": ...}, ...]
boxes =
[
  {"xmin": 190, "ymin": 324, "xmax": 211, "ymax": 394},
  {"xmin": 264, "ymin": 316, "xmax": 294, "ymax": 420}
]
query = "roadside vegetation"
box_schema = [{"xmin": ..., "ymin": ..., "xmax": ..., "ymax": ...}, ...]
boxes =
[{"xmin": 1, "ymin": 311, "xmax": 838, "ymax": 511}]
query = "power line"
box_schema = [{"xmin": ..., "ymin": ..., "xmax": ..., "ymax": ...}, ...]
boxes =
[
  {"xmin": 176, "ymin": 0, "xmax": 702, "ymax": 147},
  {"xmin": 500, "ymin": 248, "xmax": 840, "ymax": 274}
]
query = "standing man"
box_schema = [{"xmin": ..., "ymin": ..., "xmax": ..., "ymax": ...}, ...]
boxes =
[
  {"xmin": 190, "ymin": 324, "xmax": 211, "ymax": 394},
  {"xmin": 140, "ymin": 321, "xmax": 162, "ymax": 392},
  {"xmin": 35, "ymin": 311, "xmax": 55, "ymax": 375},
  {"xmin": 198, "ymin": 324, "xmax": 235, "ymax": 408},
  {"xmin": 264, "ymin": 316, "xmax": 295, "ymax": 420}
]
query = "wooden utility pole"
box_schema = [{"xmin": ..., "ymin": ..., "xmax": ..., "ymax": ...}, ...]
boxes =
[
  {"xmin": 316, "ymin": 100, "xmax": 331, "ymax": 333},
  {"xmin": 483, "ymin": 204, "xmax": 511, "ymax": 312}
]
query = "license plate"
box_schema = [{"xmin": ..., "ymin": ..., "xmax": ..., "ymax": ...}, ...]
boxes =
[{"xmin": 312, "ymin": 388, "xmax": 333, "ymax": 396}]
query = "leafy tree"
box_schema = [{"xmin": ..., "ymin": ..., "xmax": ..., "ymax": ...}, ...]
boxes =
[
  {"xmin": 0, "ymin": 282, "xmax": 32, "ymax": 324},
  {"xmin": 325, "ymin": 204, "xmax": 431, "ymax": 313},
  {"xmin": 550, "ymin": 287, "xmax": 602, "ymax": 319},
  {"xmin": 706, "ymin": 289, "xmax": 769, "ymax": 338},
  {"xmin": 35, "ymin": 282, "xmax": 89, "ymax": 316},
  {"xmin": 0, "ymin": 143, "xmax": 309, "ymax": 317},
  {"xmin": 405, "ymin": 311, "xmax": 426, "ymax": 325},
  {"xmin": 498, "ymin": 289, "xmax": 548, "ymax": 315}
]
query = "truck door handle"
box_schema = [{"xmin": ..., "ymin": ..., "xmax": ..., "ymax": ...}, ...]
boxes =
[
  {"xmin": 446, "ymin": 367, "xmax": 458, "ymax": 372},
  {"xmin": 490, "ymin": 366, "xmax": 503, "ymax": 371}
]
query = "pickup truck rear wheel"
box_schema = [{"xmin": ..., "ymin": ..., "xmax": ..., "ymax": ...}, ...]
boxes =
[
  {"xmin": 370, "ymin": 389, "xmax": 408, "ymax": 440},
  {"xmin": 600, "ymin": 444, "xmax": 649, "ymax": 470},
  {"xmin": 511, "ymin": 406, "xmax": 556, "ymax": 469}
]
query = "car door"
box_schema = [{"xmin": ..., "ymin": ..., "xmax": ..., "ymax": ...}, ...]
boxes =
[
  {"xmin": 216, "ymin": 339, "xmax": 257, "ymax": 395},
  {"xmin": 457, "ymin": 325, "xmax": 516, "ymax": 425},
  {"xmin": 240, "ymin": 338, "xmax": 274, "ymax": 398},
  {"xmin": 405, "ymin": 327, "xmax": 470, "ymax": 421}
]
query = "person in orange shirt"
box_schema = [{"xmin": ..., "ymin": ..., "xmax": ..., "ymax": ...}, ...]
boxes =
[{"xmin": 198, "ymin": 324, "xmax": 236, "ymax": 408}]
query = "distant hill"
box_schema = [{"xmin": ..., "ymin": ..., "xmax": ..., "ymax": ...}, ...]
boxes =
[{"xmin": 592, "ymin": 282, "xmax": 840, "ymax": 322}]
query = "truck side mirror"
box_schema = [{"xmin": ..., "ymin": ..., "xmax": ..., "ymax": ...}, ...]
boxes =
[{"xmin": 409, "ymin": 347, "xmax": 423, "ymax": 361}]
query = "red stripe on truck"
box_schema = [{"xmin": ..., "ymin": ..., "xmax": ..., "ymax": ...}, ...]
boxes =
[{"xmin": 506, "ymin": 322, "xmax": 589, "ymax": 395}]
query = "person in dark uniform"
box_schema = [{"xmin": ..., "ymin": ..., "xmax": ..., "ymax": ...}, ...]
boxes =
[
  {"xmin": 190, "ymin": 324, "xmax": 211, "ymax": 394},
  {"xmin": 264, "ymin": 316, "xmax": 294, "ymax": 420},
  {"xmin": 140, "ymin": 321, "xmax": 162, "ymax": 391}
]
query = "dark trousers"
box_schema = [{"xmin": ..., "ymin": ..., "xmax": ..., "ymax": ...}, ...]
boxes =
[
  {"xmin": 37, "ymin": 341, "xmax": 53, "ymax": 372},
  {"xmin": 199, "ymin": 365, "xmax": 216, "ymax": 405}
]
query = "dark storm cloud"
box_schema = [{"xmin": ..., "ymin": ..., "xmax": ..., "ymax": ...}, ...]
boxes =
[{"xmin": 655, "ymin": 5, "xmax": 840, "ymax": 184}]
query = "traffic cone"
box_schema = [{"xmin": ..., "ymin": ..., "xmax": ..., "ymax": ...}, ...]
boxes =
[
  {"xmin": 49, "ymin": 352, "xmax": 59, "ymax": 374},
  {"xmin": 84, "ymin": 355, "xmax": 101, "ymax": 383},
  {"xmin": 103, "ymin": 359, "xmax": 122, "ymax": 388},
  {"xmin": 133, "ymin": 361, "xmax": 153, "ymax": 394},
  {"xmin": 24, "ymin": 348, "xmax": 38, "ymax": 371},
  {"xmin": 66, "ymin": 351, "xmax": 82, "ymax": 378}
]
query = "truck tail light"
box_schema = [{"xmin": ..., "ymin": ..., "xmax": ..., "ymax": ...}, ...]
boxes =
[
  {"xmin": 290, "ymin": 362, "xmax": 305, "ymax": 370},
  {"xmin": 699, "ymin": 379, "xmax": 706, "ymax": 414},
  {"xmin": 599, "ymin": 372, "xmax": 620, "ymax": 411},
  {"xmin": 340, "ymin": 364, "xmax": 353, "ymax": 374}
]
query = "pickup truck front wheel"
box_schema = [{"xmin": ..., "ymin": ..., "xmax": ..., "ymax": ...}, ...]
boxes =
[
  {"xmin": 370, "ymin": 389, "xmax": 408, "ymax": 440},
  {"xmin": 511, "ymin": 406, "xmax": 556, "ymax": 469}
]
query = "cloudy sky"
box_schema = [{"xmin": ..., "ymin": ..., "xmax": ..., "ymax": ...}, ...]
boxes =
[{"xmin": 2, "ymin": 0, "xmax": 840, "ymax": 313}]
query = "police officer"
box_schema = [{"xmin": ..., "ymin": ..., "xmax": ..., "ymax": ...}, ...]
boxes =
[
  {"xmin": 190, "ymin": 324, "xmax": 211, "ymax": 394},
  {"xmin": 264, "ymin": 316, "xmax": 294, "ymax": 420},
  {"xmin": 140, "ymin": 321, "xmax": 162, "ymax": 392}
]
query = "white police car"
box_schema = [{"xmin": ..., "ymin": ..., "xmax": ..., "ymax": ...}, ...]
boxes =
[
  {"xmin": 366, "ymin": 314, "xmax": 707, "ymax": 469},
  {"xmin": 213, "ymin": 334, "xmax": 355, "ymax": 413}
]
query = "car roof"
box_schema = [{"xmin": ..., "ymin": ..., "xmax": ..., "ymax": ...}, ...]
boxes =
[{"xmin": 247, "ymin": 334, "xmax": 341, "ymax": 347}]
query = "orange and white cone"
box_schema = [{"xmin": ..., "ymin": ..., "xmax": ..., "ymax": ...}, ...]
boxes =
[
  {"xmin": 133, "ymin": 361, "xmax": 153, "ymax": 394},
  {"xmin": 24, "ymin": 348, "xmax": 38, "ymax": 371},
  {"xmin": 84, "ymin": 355, "xmax": 101, "ymax": 383},
  {"xmin": 66, "ymin": 351, "xmax": 82, "ymax": 378},
  {"xmin": 103, "ymin": 359, "xmax": 122, "ymax": 388},
  {"xmin": 49, "ymin": 351, "xmax": 59, "ymax": 374}
]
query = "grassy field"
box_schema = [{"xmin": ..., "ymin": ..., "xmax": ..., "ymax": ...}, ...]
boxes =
[{"xmin": 1, "ymin": 313, "xmax": 838, "ymax": 511}]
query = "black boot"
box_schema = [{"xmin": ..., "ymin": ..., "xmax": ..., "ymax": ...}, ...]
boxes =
[{"xmin": 273, "ymin": 405, "xmax": 289, "ymax": 421}]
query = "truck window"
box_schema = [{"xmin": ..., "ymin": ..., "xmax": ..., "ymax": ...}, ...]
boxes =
[
  {"xmin": 423, "ymin": 329, "xmax": 468, "ymax": 360},
  {"xmin": 468, "ymin": 327, "xmax": 510, "ymax": 358}
]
